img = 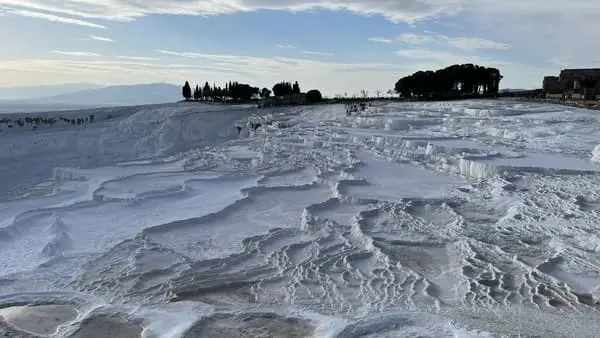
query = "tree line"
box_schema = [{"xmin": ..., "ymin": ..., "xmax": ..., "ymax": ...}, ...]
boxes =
[
  {"xmin": 181, "ymin": 64, "xmax": 502, "ymax": 106},
  {"xmin": 182, "ymin": 80, "xmax": 316, "ymax": 102},
  {"xmin": 394, "ymin": 64, "xmax": 502, "ymax": 99},
  {"xmin": 182, "ymin": 81, "xmax": 266, "ymax": 102}
]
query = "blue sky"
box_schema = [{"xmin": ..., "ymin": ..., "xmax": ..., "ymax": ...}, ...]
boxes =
[{"xmin": 1, "ymin": 1, "xmax": 599, "ymax": 96}]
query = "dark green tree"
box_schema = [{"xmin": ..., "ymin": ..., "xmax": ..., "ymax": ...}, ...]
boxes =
[
  {"xmin": 306, "ymin": 89, "xmax": 322, "ymax": 103},
  {"xmin": 292, "ymin": 81, "xmax": 301, "ymax": 94},
  {"xmin": 193, "ymin": 84, "xmax": 201, "ymax": 100},
  {"xmin": 260, "ymin": 88, "xmax": 272, "ymax": 98},
  {"xmin": 229, "ymin": 82, "xmax": 259, "ymax": 101},
  {"xmin": 182, "ymin": 81, "xmax": 192, "ymax": 99},
  {"xmin": 272, "ymin": 81, "xmax": 294, "ymax": 96},
  {"xmin": 394, "ymin": 64, "xmax": 503, "ymax": 99},
  {"xmin": 210, "ymin": 83, "xmax": 217, "ymax": 101},
  {"xmin": 202, "ymin": 82, "xmax": 211, "ymax": 100}
]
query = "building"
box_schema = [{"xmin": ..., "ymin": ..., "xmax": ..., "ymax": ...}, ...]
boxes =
[
  {"xmin": 559, "ymin": 68, "xmax": 600, "ymax": 100},
  {"xmin": 542, "ymin": 76, "xmax": 561, "ymax": 95},
  {"xmin": 258, "ymin": 93, "xmax": 307, "ymax": 108},
  {"xmin": 543, "ymin": 68, "xmax": 600, "ymax": 100}
]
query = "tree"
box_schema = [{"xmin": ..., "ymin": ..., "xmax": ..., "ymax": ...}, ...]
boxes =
[
  {"xmin": 306, "ymin": 89, "xmax": 322, "ymax": 104},
  {"xmin": 394, "ymin": 63, "xmax": 503, "ymax": 99},
  {"xmin": 202, "ymin": 82, "xmax": 211, "ymax": 100},
  {"xmin": 273, "ymin": 81, "xmax": 294, "ymax": 97},
  {"xmin": 260, "ymin": 88, "xmax": 272, "ymax": 98},
  {"xmin": 182, "ymin": 81, "xmax": 192, "ymax": 100},
  {"xmin": 229, "ymin": 82, "xmax": 259, "ymax": 101},
  {"xmin": 193, "ymin": 84, "xmax": 201, "ymax": 100},
  {"xmin": 360, "ymin": 89, "xmax": 369, "ymax": 98},
  {"xmin": 375, "ymin": 90, "xmax": 382, "ymax": 98},
  {"xmin": 211, "ymin": 84, "xmax": 223, "ymax": 101},
  {"xmin": 292, "ymin": 81, "xmax": 301, "ymax": 94}
]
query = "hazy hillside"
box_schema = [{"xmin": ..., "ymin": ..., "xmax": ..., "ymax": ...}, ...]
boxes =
[
  {"xmin": 34, "ymin": 83, "xmax": 181, "ymax": 106},
  {"xmin": 0, "ymin": 102, "xmax": 105, "ymax": 114},
  {"xmin": 0, "ymin": 83, "xmax": 103, "ymax": 100}
]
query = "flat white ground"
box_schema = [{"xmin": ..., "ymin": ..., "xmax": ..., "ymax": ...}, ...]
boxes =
[{"xmin": 1, "ymin": 100, "xmax": 600, "ymax": 337}]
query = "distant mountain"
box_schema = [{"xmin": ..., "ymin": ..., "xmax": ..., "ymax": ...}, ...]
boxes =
[
  {"xmin": 26, "ymin": 83, "xmax": 181, "ymax": 107},
  {"xmin": 0, "ymin": 83, "xmax": 104, "ymax": 100}
]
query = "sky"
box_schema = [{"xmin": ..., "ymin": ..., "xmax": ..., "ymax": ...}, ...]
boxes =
[{"xmin": 1, "ymin": 0, "xmax": 600, "ymax": 97}]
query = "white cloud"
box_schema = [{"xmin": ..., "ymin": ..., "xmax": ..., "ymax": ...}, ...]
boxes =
[
  {"xmin": 89, "ymin": 35, "xmax": 114, "ymax": 42},
  {"xmin": 0, "ymin": 52, "xmax": 417, "ymax": 96},
  {"xmin": 4, "ymin": 8, "xmax": 107, "ymax": 28},
  {"xmin": 0, "ymin": 0, "xmax": 465, "ymax": 23},
  {"xmin": 398, "ymin": 33, "xmax": 434, "ymax": 45},
  {"xmin": 442, "ymin": 36, "xmax": 511, "ymax": 50},
  {"xmin": 548, "ymin": 55, "xmax": 600, "ymax": 69},
  {"xmin": 303, "ymin": 50, "xmax": 333, "ymax": 56},
  {"xmin": 156, "ymin": 50, "xmax": 206, "ymax": 59},
  {"xmin": 368, "ymin": 37, "xmax": 394, "ymax": 44},
  {"xmin": 0, "ymin": 53, "xmax": 544, "ymax": 95},
  {"xmin": 276, "ymin": 45, "xmax": 333, "ymax": 56},
  {"xmin": 394, "ymin": 49, "xmax": 463, "ymax": 61},
  {"xmin": 52, "ymin": 50, "xmax": 100, "ymax": 57},
  {"xmin": 118, "ymin": 56, "xmax": 159, "ymax": 61},
  {"xmin": 396, "ymin": 33, "xmax": 511, "ymax": 50},
  {"xmin": 393, "ymin": 48, "xmax": 513, "ymax": 73},
  {"xmin": 1, "ymin": 0, "xmax": 599, "ymax": 35},
  {"xmin": 2, "ymin": 0, "xmax": 598, "ymax": 90}
]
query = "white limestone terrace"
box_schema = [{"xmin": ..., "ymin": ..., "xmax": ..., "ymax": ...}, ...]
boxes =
[{"xmin": 1, "ymin": 100, "xmax": 600, "ymax": 337}]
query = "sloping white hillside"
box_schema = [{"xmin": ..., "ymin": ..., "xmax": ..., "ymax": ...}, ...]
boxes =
[
  {"xmin": 1, "ymin": 100, "xmax": 600, "ymax": 337},
  {"xmin": 0, "ymin": 102, "xmax": 257, "ymax": 197}
]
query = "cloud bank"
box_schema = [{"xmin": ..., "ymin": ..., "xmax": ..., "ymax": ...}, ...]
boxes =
[
  {"xmin": 3, "ymin": 8, "xmax": 107, "ymax": 28},
  {"xmin": 372, "ymin": 33, "xmax": 512, "ymax": 51},
  {"xmin": 89, "ymin": 35, "xmax": 114, "ymax": 42},
  {"xmin": 1, "ymin": 0, "xmax": 596, "ymax": 91},
  {"xmin": 1, "ymin": 51, "xmax": 413, "ymax": 96},
  {"xmin": 52, "ymin": 50, "xmax": 101, "ymax": 57}
]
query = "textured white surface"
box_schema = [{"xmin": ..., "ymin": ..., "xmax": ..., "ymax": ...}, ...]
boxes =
[{"xmin": 1, "ymin": 100, "xmax": 600, "ymax": 337}]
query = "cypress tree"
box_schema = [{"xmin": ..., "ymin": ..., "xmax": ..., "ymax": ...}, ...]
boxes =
[{"xmin": 182, "ymin": 81, "xmax": 192, "ymax": 99}]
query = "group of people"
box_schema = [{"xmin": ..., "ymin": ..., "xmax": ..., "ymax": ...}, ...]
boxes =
[{"xmin": 345, "ymin": 102, "xmax": 368, "ymax": 115}]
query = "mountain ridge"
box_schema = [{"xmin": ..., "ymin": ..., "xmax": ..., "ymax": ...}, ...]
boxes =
[
  {"xmin": 1, "ymin": 83, "xmax": 181, "ymax": 107},
  {"xmin": 0, "ymin": 83, "xmax": 104, "ymax": 100}
]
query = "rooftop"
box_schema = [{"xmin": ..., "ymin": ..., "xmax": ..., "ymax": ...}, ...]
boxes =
[{"xmin": 561, "ymin": 68, "xmax": 600, "ymax": 72}]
